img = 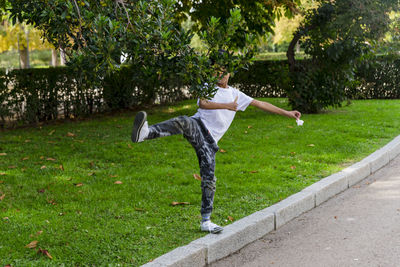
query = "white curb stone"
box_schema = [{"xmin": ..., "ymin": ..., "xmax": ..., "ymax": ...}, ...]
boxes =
[
  {"xmin": 359, "ymin": 147, "xmax": 390, "ymax": 174},
  {"xmin": 141, "ymin": 243, "xmax": 206, "ymax": 267},
  {"xmin": 266, "ymin": 191, "xmax": 314, "ymax": 229},
  {"xmin": 192, "ymin": 210, "xmax": 274, "ymax": 264},
  {"xmin": 342, "ymin": 161, "xmax": 371, "ymax": 187},
  {"xmin": 302, "ymin": 172, "xmax": 348, "ymax": 206},
  {"xmin": 386, "ymin": 135, "xmax": 400, "ymax": 160}
]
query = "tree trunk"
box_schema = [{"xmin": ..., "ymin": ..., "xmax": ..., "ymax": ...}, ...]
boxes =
[
  {"xmin": 51, "ymin": 49, "xmax": 58, "ymax": 66},
  {"xmin": 60, "ymin": 48, "xmax": 66, "ymax": 65},
  {"xmin": 296, "ymin": 41, "xmax": 300, "ymax": 53},
  {"xmin": 287, "ymin": 32, "xmax": 302, "ymax": 72},
  {"xmin": 19, "ymin": 45, "xmax": 30, "ymax": 69},
  {"xmin": 19, "ymin": 25, "xmax": 30, "ymax": 69}
]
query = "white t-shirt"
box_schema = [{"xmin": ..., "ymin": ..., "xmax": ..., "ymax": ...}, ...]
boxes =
[{"xmin": 192, "ymin": 86, "xmax": 253, "ymax": 143}]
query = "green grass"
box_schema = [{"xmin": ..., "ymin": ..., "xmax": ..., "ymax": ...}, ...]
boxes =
[
  {"xmin": 0, "ymin": 50, "xmax": 52, "ymax": 69},
  {"xmin": 1, "ymin": 98, "xmax": 400, "ymax": 266},
  {"xmin": 255, "ymin": 51, "xmax": 308, "ymax": 60}
]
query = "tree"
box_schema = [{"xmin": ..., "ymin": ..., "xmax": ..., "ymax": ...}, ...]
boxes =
[
  {"xmin": 286, "ymin": 0, "xmax": 399, "ymax": 113},
  {"xmin": 7, "ymin": 0, "xmax": 257, "ymax": 101},
  {"xmin": 176, "ymin": 0, "xmax": 301, "ymax": 48},
  {"xmin": 272, "ymin": 0, "xmax": 319, "ymax": 49}
]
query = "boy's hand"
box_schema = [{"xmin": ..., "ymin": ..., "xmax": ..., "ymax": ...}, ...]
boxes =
[
  {"xmin": 225, "ymin": 96, "xmax": 238, "ymax": 111},
  {"xmin": 286, "ymin": 110, "xmax": 301, "ymax": 120}
]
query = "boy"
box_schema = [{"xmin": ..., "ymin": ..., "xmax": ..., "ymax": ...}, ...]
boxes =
[{"xmin": 131, "ymin": 71, "xmax": 301, "ymax": 234}]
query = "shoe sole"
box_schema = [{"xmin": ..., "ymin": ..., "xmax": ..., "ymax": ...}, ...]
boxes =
[
  {"xmin": 201, "ymin": 226, "xmax": 224, "ymax": 234},
  {"xmin": 131, "ymin": 111, "xmax": 147, "ymax": 143},
  {"xmin": 211, "ymin": 227, "xmax": 223, "ymax": 234}
]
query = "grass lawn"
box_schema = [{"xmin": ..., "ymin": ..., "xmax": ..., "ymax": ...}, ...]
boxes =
[
  {"xmin": 0, "ymin": 50, "xmax": 52, "ymax": 69},
  {"xmin": 1, "ymin": 98, "xmax": 400, "ymax": 266}
]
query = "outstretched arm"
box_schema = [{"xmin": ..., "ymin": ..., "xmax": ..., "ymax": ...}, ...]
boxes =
[
  {"xmin": 250, "ymin": 99, "xmax": 301, "ymax": 119},
  {"xmin": 199, "ymin": 96, "xmax": 238, "ymax": 111}
]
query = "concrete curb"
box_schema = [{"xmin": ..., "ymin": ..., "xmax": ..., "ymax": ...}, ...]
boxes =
[{"xmin": 142, "ymin": 135, "xmax": 400, "ymax": 267}]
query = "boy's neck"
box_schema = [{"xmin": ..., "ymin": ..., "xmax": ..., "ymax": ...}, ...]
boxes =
[{"xmin": 217, "ymin": 82, "xmax": 229, "ymax": 88}]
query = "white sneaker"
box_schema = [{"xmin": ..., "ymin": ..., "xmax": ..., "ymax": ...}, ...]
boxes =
[
  {"xmin": 201, "ymin": 220, "xmax": 223, "ymax": 234},
  {"xmin": 131, "ymin": 111, "xmax": 149, "ymax": 143}
]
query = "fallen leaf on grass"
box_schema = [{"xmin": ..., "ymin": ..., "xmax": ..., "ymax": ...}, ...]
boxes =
[
  {"xmin": 25, "ymin": 240, "xmax": 38, "ymax": 249},
  {"xmin": 88, "ymin": 172, "xmax": 95, "ymax": 176},
  {"xmin": 307, "ymin": 144, "xmax": 315, "ymax": 147},
  {"xmin": 0, "ymin": 180, "xmax": 4, "ymax": 183},
  {"xmin": 228, "ymin": 216, "xmax": 234, "ymax": 222},
  {"xmin": 22, "ymin": 157, "xmax": 29, "ymax": 161},
  {"xmin": 109, "ymin": 175, "xmax": 118, "ymax": 178},
  {"xmin": 46, "ymin": 158, "xmax": 56, "ymax": 161},
  {"xmin": 171, "ymin": 202, "xmax": 190, "ymax": 206},
  {"xmin": 47, "ymin": 141, "xmax": 56, "ymax": 144},
  {"xmin": 40, "ymin": 166, "xmax": 47, "ymax": 170},
  {"xmin": 287, "ymin": 126, "xmax": 293, "ymax": 128},
  {"xmin": 48, "ymin": 130, "xmax": 55, "ymax": 135},
  {"xmin": 0, "ymin": 194, "xmax": 5, "ymax": 201},
  {"xmin": 37, "ymin": 189, "xmax": 45, "ymax": 193},
  {"xmin": 0, "ymin": 153, "xmax": 7, "ymax": 156},
  {"xmin": 219, "ymin": 149, "xmax": 227, "ymax": 153},
  {"xmin": 0, "ymin": 172, "xmax": 6, "ymax": 176},
  {"xmin": 67, "ymin": 132, "xmax": 76, "ymax": 137},
  {"xmin": 114, "ymin": 181, "xmax": 123, "ymax": 184},
  {"xmin": 193, "ymin": 174, "xmax": 202, "ymax": 181},
  {"xmin": 46, "ymin": 198, "xmax": 56, "ymax": 205},
  {"xmin": 290, "ymin": 152, "xmax": 296, "ymax": 155},
  {"xmin": 247, "ymin": 125, "xmax": 253, "ymax": 129},
  {"xmin": 74, "ymin": 183, "xmax": 84, "ymax": 187},
  {"xmin": 250, "ymin": 170, "xmax": 258, "ymax": 173},
  {"xmin": 25, "ymin": 140, "xmax": 31, "ymax": 143},
  {"xmin": 59, "ymin": 165, "xmax": 64, "ymax": 171},
  {"xmin": 8, "ymin": 166, "xmax": 16, "ymax": 169},
  {"xmin": 135, "ymin": 208, "xmax": 144, "ymax": 212},
  {"xmin": 37, "ymin": 248, "xmax": 53, "ymax": 259},
  {"xmin": 128, "ymin": 144, "xmax": 133, "ymax": 149},
  {"xmin": 290, "ymin": 166, "xmax": 296, "ymax": 170}
]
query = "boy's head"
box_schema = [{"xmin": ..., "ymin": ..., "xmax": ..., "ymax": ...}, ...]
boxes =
[{"xmin": 210, "ymin": 49, "xmax": 228, "ymax": 72}]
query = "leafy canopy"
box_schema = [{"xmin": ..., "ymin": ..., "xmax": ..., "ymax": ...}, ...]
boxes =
[{"xmin": 7, "ymin": 0, "xmax": 257, "ymax": 99}]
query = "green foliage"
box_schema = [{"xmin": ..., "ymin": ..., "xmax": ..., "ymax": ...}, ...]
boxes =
[
  {"xmin": 348, "ymin": 55, "xmax": 400, "ymax": 99},
  {"xmin": 230, "ymin": 60, "xmax": 289, "ymax": 97},
  {"xmin": 0, "ymin": 66, "xmax": 191, "ymax": 127},
  {"xmin": 0, "ymin": 67, "xmax": 102, "ymax": 126},
  {"xmin": 176, "ymin": 0, "xmax": 301, "ymax": 48},
  {"xmin": 8, "ymin": 0, "xmax": 256, "ymax": 99},
  {"xmin": 286, "ymin": 0, "xmax": 399, "ymax": 113}
]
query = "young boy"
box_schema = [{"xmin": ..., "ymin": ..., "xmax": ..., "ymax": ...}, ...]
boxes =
[{"xmin": 131, "ymin": 72, "xmax": 301, "ymax": 234}]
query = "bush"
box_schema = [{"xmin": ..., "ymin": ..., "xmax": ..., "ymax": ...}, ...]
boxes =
[
  {"xmin": 0, "ymin": 66, "xmax": 189, "ymax": 127},
  {"xmin": 230, "ymin": 60, "xmax": 289, "ymax": 98},
  {"xmin": 2, "ymin": 55, "xmax": 400, "ymax": 127},
  {"xmin": 347, "ymin": 55, "xmax": 400, "ymax": 99}
]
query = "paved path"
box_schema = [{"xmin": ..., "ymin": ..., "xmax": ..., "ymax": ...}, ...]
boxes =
[{"xmin": 211, "ymin": 155, "xmax": 400, "ymax": 267}]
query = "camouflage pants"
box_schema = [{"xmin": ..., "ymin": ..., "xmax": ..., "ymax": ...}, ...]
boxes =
[{"xmin": 146, "ymin": 116, "xmax": 219, "ymax": 219}]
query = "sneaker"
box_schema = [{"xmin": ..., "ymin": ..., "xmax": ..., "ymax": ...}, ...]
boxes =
[
  {"xmin": 131, "ymin": 111, "xmax": 149, "ymax": 143},
  {"xmin": 201, "ymin": 220, "xmax": 223, "ymax": 234}
]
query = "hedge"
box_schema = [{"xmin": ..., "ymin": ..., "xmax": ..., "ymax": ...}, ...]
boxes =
[
  {"xmin": 0, "ymin": 65, "xmax": 187, "ymax": 127},
  {"xmin": 1, "ymin": 55, "xmax": 400, "ymax": 127}
]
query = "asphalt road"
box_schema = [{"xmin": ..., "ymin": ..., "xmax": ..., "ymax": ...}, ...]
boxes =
[{"xmin": 210, "ymin": 155, "xmax": 400, "ymax": 267}]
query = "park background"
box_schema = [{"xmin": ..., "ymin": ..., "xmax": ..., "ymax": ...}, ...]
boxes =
[{"xmin": 1, "ymin": 0, "xmax": 400, "ymax": 266}]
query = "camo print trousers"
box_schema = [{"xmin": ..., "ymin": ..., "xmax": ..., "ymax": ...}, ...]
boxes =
[{"xmin": 146, "ymin": 116, "xmax": 219, "ymax": 218}]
